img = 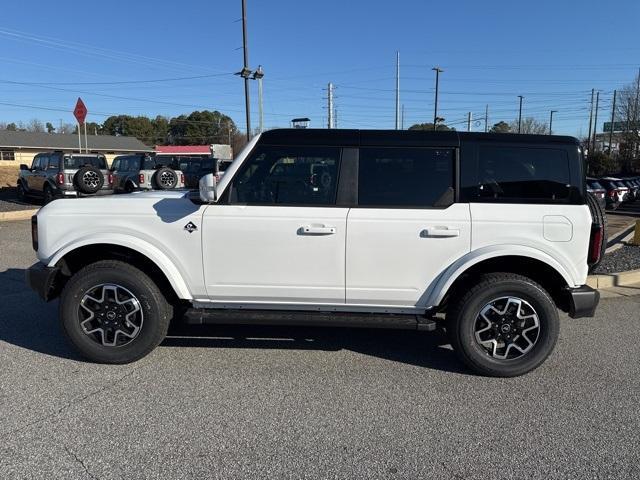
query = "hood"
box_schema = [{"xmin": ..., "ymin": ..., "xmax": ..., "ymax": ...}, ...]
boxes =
[{"xmin": 38, "ymin": 189, "xmax": 198, "ymax": 218}]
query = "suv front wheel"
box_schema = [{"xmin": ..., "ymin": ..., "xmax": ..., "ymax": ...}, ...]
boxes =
[
  {"xmin": 448, "ymin": 273, "xmax": 559, "ymax": 377},
  {"xmin": 59, "ymin": 260, "xmax": 172, "ymax": 363}
]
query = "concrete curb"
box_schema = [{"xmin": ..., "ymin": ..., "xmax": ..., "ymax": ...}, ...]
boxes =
[
  {"xmin": 606, "ymin": 222, "xmax": 637, "ymax": 253},
  {"xmin": 587, "ymin": 268, "xmax": 640, "ymax": 289},
  {"xmin": 0, "ymin": 209, "xmax": 38, "ymax": 222}
]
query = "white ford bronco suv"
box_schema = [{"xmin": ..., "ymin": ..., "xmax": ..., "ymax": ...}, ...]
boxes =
[{"xmin": 26, "ymin": 129, "xmax": 603, "ymax": 377}]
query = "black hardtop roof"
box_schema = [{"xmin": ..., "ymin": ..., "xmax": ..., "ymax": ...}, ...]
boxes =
[{"xmin": 258, "ymin": 128, "xmax": 580, "ymax": 147}]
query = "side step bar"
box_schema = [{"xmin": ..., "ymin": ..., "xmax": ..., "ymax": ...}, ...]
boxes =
[{"xmin": 183, "ymin": 308, "xmax": 437, "ymax": 331}]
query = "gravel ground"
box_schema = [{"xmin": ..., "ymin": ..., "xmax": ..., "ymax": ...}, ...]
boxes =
[
  {"xmin": 0, "ymin": 188, "xmax": 39, "ymax": 212},
  {"xmin": 2, "ymin": 219, "xmax": 640, "ymax": 479},
  {"xmin": 594, "ymin": 244, "xmax": 640, "ymax": 274}
]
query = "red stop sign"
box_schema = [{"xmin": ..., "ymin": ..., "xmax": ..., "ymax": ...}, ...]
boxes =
[{"xmin": 73, "ymin": 97, "xmax": 87, "ymax": 124}]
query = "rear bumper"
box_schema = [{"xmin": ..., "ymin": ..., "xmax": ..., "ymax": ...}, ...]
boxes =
[
  {"xmin": 25, "ymin": 262, "xmax": 61, "ymax": 301},
  {"xmin": 567, "ymin": 285, "xmax": 600, "ymax": 319},
  {"xmin": 60, "ymin": 188, "xmax": 114, "ymax": 197}
]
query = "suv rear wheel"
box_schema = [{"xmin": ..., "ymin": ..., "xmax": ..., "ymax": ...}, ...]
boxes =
[
  {"xmin": 16, "ymin": 181, "xmax": 26, "ymax": 201},
  {"xmin": 448, "ymin": 273, "xmax": 559, "ymax": 377},
  {"xmin": 43, "ymin": 184, "xmax": 54, "ymax": 204},
  {"xmin": 59, "ymin": 260, "xmax": 172, "ymax": 363}
]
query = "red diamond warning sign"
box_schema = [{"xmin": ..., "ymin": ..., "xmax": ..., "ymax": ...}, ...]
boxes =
[{"xmin": 73, "ymin": 97, "xmax": 87, "ymax": 124}]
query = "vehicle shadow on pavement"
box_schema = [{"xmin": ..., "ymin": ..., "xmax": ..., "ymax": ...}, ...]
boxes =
[
  {"xmin": 0, "ymin": 267, "xmax": 467, "ymax": 373},
  {"xmin": 164, "ymin": 323, "xmax": 468, "ymax": 374},
  {"xmin": 0, "ymin": 268, "xmax": 81, "ymax": 361}
]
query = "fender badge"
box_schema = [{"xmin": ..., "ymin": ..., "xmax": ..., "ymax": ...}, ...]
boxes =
[{"xmin": 184, "ymin": 222, "xmax": 198, "ymax": 233}]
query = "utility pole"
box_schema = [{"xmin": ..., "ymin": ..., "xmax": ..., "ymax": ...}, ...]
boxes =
[
  {"xmin": 635, "ymin": 68, "xmax": 640, "ymax": 156},
  {"xmin": 240, "ymin": 0, "xmax": 251, "ymax": 140},
  {"xmin": 517, "ymin": 95, "xmax": 524, "ymax": 133},
  {"xmin": 467, "ymin": 112, "xmax": 472, "ymax": 132},
  {"xmin": 609, "ymin": 89, "xmax": 617, "ymax": 154},
  {"xmin": 587, "ymin": 89, "xmax": 595, "ymax": 152},
  {"xmin": 549, "ymin": 110, "xmax": 557, "ymax": 135},
  {"xmin": 252, "ymin": 65, "xmax": 264, "ymax": 133},
  {"xmin": 395, "ymin": 51, "xmax": 400, "ymax": 130},
  {"xmin": 401, "ymin": 104, "xmax": 405, "ymax": 130},
  {"xmin": 327, "ymin": 82, "xmax": 334, "ymax": 129},
  {"xmin": 484, "ymin": 104, "xmax": 489, "ymax": 132},
  {"xmin": 432, "ymin": 67, "xmax": 443, "ymax": 131},
  {"xmin": 592, "ymin": 91, "xmax": 600, "ymax": 153}
]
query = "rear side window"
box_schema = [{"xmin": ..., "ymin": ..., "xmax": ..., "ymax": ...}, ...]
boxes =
[
  {"xmin": 358, "ymin": 147, "xmax": 454, "ymax": 207},
  {"xmin": 462, "ymin": 146, "xmax": 573, "ymax": 203},
  {"xmin": 64, "ymin": 156, "xmax": 107, "ymax": 169},
  {"xmin": 47, "ymin": 156, "xmax": 60, "ymax": 170},
  {"xmin": 230, "ymin": 146, "xmax": 341, "ymax": 205}
]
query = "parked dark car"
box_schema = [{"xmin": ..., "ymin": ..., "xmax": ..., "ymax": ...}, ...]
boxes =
[
  {"xmin": 621, "ymin": 178, "xmax": 639, "ymax": 201},
  {"xmin": 586, "ymin": 178, "xmax": 607, "ymax": 211},
  {"xmin": 17, "ymin": 152, "xmax": 113, "ymax": 204},
  {"xmin": 598, "ymin": 178, "xmax": 625, "ymax": 210}
]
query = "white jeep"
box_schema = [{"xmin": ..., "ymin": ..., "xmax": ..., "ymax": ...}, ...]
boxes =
[{"xmin": 26, "ymin": 129, "xmax": 603, "ymax": 377}]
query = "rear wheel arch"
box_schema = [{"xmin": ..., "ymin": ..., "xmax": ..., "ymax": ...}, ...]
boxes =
[{"xmin": 437, "ymin": 255, "xmax": 571, "ymax": 313}]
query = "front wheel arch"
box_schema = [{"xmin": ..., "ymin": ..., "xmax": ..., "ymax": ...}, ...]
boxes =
[{"xmin": 50, "ymin": 243, "xmax": 187, "ymax": 305}]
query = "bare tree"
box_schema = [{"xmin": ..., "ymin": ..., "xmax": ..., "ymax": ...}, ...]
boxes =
[
  {"xmin": 615, "ymin": 73, "xmax": 640, "ymax": 172},
  {"xmin": 509, "ymin": 117, "xmax": 547, "ymax": 135},
  {"xmin": 26, "ymin": 119, "xmax": 45, "ymax": 133},
  {"xmin": 58, "ymin": 123, "xmax": 75, "ymax": 134}
]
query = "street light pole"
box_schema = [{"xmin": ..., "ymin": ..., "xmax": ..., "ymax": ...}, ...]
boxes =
[
  {"xmin": 517, "ymin": 95, "xmax": 524, "ymax": 133},
  {"xmin": 432, "ymin": 67, "xmax": 443, "ymax": 131},
  {"xmin": 241, "ymin": 0, "xmax": 251, "ymax": 140},
  {"xmin": 252, "ymin": 66, "xmax": 264, "ymax": 133},
  {"xmin": 609, "ymin": 89, "xmax": 617, "ymax": 154},
  {"xmin": 592, "ymin": 91, "xmax": 600, "ymax": 153},
  {"xmin": 549, "ymin": 110, "xmax": 557, "ymax": 135}
]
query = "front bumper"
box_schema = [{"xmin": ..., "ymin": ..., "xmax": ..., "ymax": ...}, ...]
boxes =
[
  {"xmin": 567, "ymin": 285, "xmax": 600, "ymax": 319},
  {"xmin": 25, "ymin": 262, "xmax": 61, "ymax": 301}
]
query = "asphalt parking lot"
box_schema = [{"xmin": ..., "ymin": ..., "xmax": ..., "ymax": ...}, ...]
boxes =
[{"xmin": 1, "ymin": 219, "xmax": 639, "ymax": 480}]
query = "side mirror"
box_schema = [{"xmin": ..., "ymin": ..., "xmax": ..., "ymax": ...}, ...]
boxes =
[
  {"xmin": 20, "ymin": 164, "xmax": 29, "ymax": 171},
  {"xmin": 199, "ymin": 173, "xmax": 217, "ymax": 203}
]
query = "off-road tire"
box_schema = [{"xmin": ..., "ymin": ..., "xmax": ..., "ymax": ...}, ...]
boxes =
[
  {"xmin": 16, "ymin": 181, "xmax": 26, "ymax": 201},
  {"xmin": 59, "ymin": 260, "xmax": 172, "ymax": 364},
  {"xmin": 586, "ymin": 191, "xmax": 607, "ymax": 272},
  {"xmin": 447, "ymin": 273, "xmax": 559, "ymax": 377},
  {"xmin": 43, "ymin": 184, "xmax": 54, "ymax": 205},
  {"xmin": 74, "ymin": 166, "xmax": 104, "ymax": 194},
  {"xmin": 153, "ymin": 167, "xmax": 178, "ymax": 190}
]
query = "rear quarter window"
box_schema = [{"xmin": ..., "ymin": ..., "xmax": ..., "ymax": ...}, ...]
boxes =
[{"xmin": 461, "ymin": 145, "xmax": 579, "ymax": 203}]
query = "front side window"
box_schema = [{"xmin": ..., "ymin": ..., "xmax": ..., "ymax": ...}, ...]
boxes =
[
  {"xmin": 463, "ymin": 146, "xmax": 573, "ymax": 202},
  {"xmin": 230, "ymin": 146, "xmax": 341, "ymax": 205},
  {"xmin": 358, "ymin": 147, "xmax": 454, "ymax": 207}
]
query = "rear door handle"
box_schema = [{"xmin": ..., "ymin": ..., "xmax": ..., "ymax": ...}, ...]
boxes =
[
  {"xmin": 420, "ymin": 227, "xmax": 460, "ymax": 238},
  {"xmin": 299, "ymin": 225, "xmax": 336, "ymax": 235}
]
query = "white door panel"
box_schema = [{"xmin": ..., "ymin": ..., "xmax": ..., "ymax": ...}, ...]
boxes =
[
  {"xmin": 346, "ymin": 204, "xmax": 471, "ymax": 306},
  {"xmin": 470, "ymin": 204, "xmax": 591, "ymax": 285},
  {"xmin": 202, "ymin": 206, "xmax": 348, "ymax": 303}
]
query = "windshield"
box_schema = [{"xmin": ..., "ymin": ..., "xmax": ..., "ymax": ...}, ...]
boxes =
[
  {"xmin": 64, "ymin": 156, "xmax": 107, "ymax": 169},
  {"xmin": 588, "ymin": 181, "xmax": 604, "ymax": 190}
]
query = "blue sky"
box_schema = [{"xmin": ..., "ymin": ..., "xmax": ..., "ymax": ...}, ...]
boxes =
[{"xmin": 1, "ymin": 0, "xmax": 639, "ymax": 137}]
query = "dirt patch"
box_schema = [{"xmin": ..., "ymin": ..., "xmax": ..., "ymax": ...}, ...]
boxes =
[{"xmin": 0, "ymin": 166, "xmax": 19, "ymax": 189}]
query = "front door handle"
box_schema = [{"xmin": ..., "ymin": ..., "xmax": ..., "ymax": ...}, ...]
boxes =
[
  {"xmin": 298, "ymin": 225, "xmax": 336, "ymax": 235},
  {"xmin": 420, "ymin": 227, "xmax": 460, "ymax": 238}
]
